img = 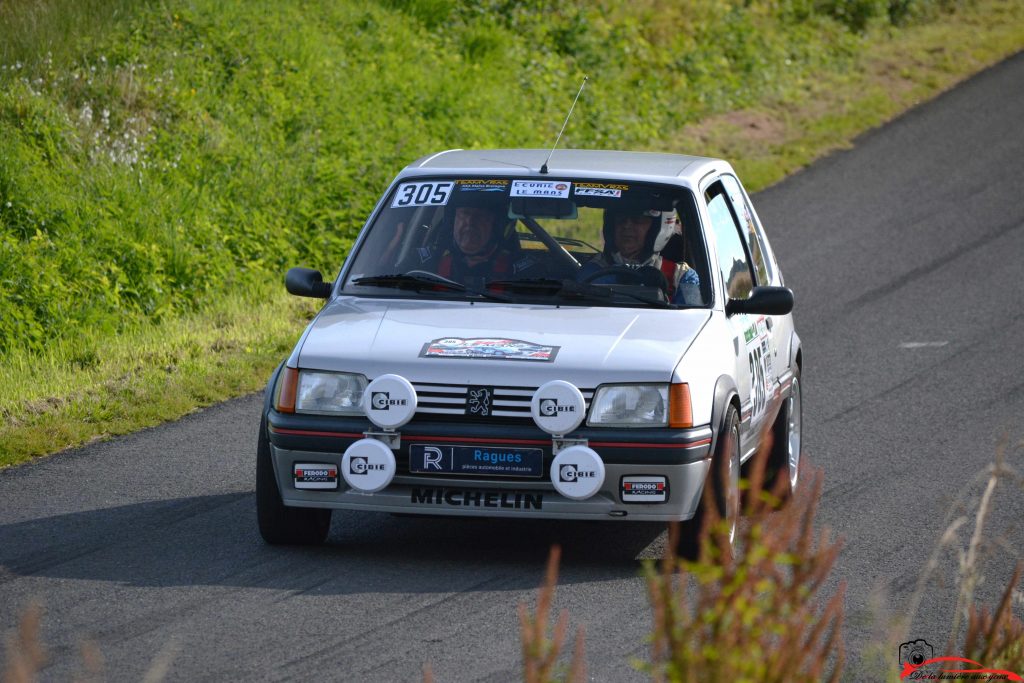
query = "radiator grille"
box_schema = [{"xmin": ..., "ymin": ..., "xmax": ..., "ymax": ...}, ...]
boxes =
[{"xmin": 410, "ymin": 381, "xmax": 594, "ymax": 421}]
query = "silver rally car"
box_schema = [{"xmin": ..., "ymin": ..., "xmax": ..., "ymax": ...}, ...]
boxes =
[{"xmin": 258, "ymin": 149, "xmax": 802, "ymax": 554}]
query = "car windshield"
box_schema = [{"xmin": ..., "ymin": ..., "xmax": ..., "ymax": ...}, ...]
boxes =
[{"xmin": 341, "ymin": 177, "xmax": 712, "ymax": 308}]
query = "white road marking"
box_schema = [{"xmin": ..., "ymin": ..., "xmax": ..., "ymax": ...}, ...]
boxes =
[{"xmin": 899, "ymin": 341, "xmax": 949, "ymax": 349}]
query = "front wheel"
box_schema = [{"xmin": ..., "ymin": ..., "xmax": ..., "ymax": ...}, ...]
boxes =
[
  {"xmin": 256, "ymin": 416, "xmax": 332, "ymax": 545},
  {"xmin": 675, "ymin": 405, "xmax": 740, "ymax": 559},
  {"xmin": 766, "ymin": 372, "xmax": 802, "ymax": 500}
]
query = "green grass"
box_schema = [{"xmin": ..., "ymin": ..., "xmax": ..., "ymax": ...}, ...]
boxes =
[
  {"xmin": 664, "ymin": 0, "xmax": 1024, "ymax": 189},
  {"xmin": 1, "ymin": 0, "xmax": 1022, "ymax": 467},
  {"xmin": 0, "ymin": 287, "xmax": 318, "ymax": 465},
  {"xmin": 0, "ymin": 0, "xmax": 147, "ymax": 67}
]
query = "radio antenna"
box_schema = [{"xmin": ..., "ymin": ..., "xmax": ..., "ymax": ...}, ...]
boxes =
[{"xmin": 540, "ymin": 75, "xmax": 588, "ymax": 175}]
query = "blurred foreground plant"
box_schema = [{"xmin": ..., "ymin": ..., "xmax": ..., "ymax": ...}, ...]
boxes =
[
  {"xmin": 899, "ymin": 436, "xmax": 1024, "ymax": 676},
  {"xmin": 517, "ymin": 545, "xmax": 586, "ymax": 683},
  {"xmin": 1, "ymin": 601, "xmax": 176, "ymax": 683},
  {"xmin": 962, "ymin": 561, "xmax": 1024, "ymax": 675},
  {"xmin": 2, "ymin": 603, "xmax": 46, "ymax": 683},
  {"xmin": 641, "ymin": 441, "xmax": 846, "ymax": 683}
]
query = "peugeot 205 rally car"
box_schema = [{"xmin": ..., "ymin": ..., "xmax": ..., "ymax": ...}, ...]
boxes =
[{"xmin": 257, "ymin": 149, "xmax": 802, "ymax": 555}]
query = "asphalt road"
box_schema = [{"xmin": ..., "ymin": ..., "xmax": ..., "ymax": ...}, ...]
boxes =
[{"xmin": 2, "ymin": 52, "xmax": 1023, "ymax": 682}]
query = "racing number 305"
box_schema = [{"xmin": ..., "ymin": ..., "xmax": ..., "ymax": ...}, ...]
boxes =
[
  {"xmin": 748, "ymin": 344, "xmax": 768, "ymax": 421},
  {"xmin": 391, "ymin": 181, "xmax": 454, "ymax": 208}
]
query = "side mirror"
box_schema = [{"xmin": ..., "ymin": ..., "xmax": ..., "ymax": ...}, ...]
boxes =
[
  {"xmin": 726, "ymin": 286, "xmax": 794, "ymax": 316},
  {"xmin": 286, "ymin": 267, "xmax": 333, "ymax": 299}
]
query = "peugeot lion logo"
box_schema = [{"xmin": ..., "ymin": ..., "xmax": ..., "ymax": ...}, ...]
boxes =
[{"xmin": 467, "ymin": 387, "xmax": 493, "ymax": 417}]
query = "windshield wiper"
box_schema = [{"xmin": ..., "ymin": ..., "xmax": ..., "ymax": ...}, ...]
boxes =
[
  {"xmin": 351, "ymin": 271, "xmax": 513, "ymax": 303},
  {"xmin": 486, "ymin": 278, "xmax": 568, "ymax": 295},
  {"xmin": 605, "ymin": 285, "xmax": 670, "ymax": 308},
  {"xmin": 487, "ymin": 278, "xmax": 669, "ymax": 308}
]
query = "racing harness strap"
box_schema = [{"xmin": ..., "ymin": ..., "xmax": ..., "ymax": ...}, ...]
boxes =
[{"xmin": 437, "ymin": 251, "xmax": 513, "ymax": 280}]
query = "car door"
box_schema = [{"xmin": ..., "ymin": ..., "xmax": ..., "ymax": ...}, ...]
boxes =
[
  {"xmin": 720, "ymin": 174, "xmax": 789, "ymax": 427},
  {"xmin": 703, "ymin": 178, "xmax": 771, "ymax": 455}
]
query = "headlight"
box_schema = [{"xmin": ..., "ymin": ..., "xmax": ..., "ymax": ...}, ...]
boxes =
[
  {"xmin": 276, "ymin": 369, "xmax": 367, "ymax": 415},
  {"xmin": 587, "ymin": 384, "xmax": 668, "ymax": 427},
  {"xmin": 297, "ymin": 371, "xmax": 367, "ymax": 414}
]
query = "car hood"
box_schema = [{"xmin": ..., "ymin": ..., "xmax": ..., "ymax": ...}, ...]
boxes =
[{"xmin": 295, "ymin": 297, "xmax": 711, "ymax": 387}]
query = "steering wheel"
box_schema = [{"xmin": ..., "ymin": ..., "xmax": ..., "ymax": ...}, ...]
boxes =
[{"xmin": 580, "ymin": 266, "xmax": 650, "ymax": 286}]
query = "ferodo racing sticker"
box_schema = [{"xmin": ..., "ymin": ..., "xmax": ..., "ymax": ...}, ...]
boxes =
[
  {"xmin": 574, "ymin": 182, "xmax": 628, "ymax": 198},
  {"xmin": 744, "ymin": 317, "xmax": 775, "ymax": 421},
  {"xmin": 621, "ymin": 475, "xmax": 668, "ymax": 503},
  {"xmin": 293, "ymin": 463, "xmax": 339, "ymax": 490}
]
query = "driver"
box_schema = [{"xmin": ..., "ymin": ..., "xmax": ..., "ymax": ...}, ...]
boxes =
[
  {"xmin": 436, "ymin": 206, "xmax": 514, "ymax": 283},
  {"xmin": 580, "ymin": 208, "xmax": 700, "ymax": 303}
]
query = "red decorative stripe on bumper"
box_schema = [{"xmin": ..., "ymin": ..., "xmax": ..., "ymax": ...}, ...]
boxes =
[
  {"xmin": 270, "ymin": 427, "xmax": 711, "ymax": 449},
  {"xmin": 269, "ymin": 427, "xmax": 364, "ymax": 439},
  {"xmin": 589, "ymin": 438, "xmax": 711, "ymax": 449}
]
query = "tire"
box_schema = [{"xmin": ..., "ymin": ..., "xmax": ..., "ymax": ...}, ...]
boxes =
[
  {"xmin": 256, "ymin": 416, "xmax": 332, "ymax": 545},
  {"xmin": 676, "ymin": 405, "xmax": 740, "ymax": 559},
  {"xmin": 766, "ymin": 370, "xmax": 802, "ymax": 500}
]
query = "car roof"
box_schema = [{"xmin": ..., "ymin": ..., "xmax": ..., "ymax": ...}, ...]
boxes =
[{"xmin": 400, "ymin": 149, "xmax": 730, "ymax": 187}]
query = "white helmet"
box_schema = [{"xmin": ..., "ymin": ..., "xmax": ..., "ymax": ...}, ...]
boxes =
[{"xmin": 653, "ymin": 209, "xmax": 681, "ymax": 253}]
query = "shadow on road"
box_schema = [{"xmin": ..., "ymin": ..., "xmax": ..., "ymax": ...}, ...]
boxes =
[{"xmin": 0, "ymin": 493, "xmax": 667, "ymax": 595}]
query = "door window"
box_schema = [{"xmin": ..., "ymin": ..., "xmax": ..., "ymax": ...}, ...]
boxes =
[
  {"xmin": 721, "ymin": 175, "xmax": 772, "ymax": 286},
  {"xmin": 705, "ymin": 183, "xmax": 753, "ymax": 300}
]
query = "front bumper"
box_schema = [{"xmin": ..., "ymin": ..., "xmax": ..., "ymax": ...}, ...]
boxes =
[{"xmin": 267, "ymin": 410, "xmax": 713, "ymax": 522}]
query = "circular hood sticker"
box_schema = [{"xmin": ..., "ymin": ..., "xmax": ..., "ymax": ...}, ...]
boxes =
[{"xmin": 420, "ymin": 338, "xmax": 560, "ymax": 362}]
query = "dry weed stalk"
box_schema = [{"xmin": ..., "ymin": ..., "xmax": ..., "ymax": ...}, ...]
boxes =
[
  {"xmin": 74, "ymin": 638, "xmax": 104, "ymax": 683},
  {"xmin": 517, "ymin": 545, "xmax": 586, "ymax": 683},
  {"xmin": 2, "ymin": 603, "xmax": 46, "ymax": 683},
  {"xmin": 643, "ymin": 440, "xmax": 845, "ymax": 683},
  {"xmin": 882, "ymin": 434, "xmax": 1024, "ymax": 683},
  {"xmin": 947, "ymin": 445, "xmax": 1004, "ymax": 653},
  {"xmin": 1, "ymin": 605, "xmax": 180, "ymax": 683},
  {"xmin": 962, "ymin": 562, "xmax": 1024, "ymax": 673},
  {"xmin": 945, "ymin": 437, "xmax": 1024, "ymax": 670},
  {"xmin": 897, "ymin": 437, "xmax": 1023, "ymax": 663}
]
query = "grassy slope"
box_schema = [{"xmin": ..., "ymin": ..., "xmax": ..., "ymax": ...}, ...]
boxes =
[{"xmin": 1, "ymin": 0, "xmax": 1022, "ymax": 467}]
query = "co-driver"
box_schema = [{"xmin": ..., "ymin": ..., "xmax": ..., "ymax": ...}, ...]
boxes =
[{"xmin": 581, "ymin": 207, "xmax": 700, "ymax": 304}]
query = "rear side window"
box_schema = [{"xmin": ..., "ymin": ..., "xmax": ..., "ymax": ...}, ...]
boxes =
[
  {"xmin": 721, "ymin": 175, "xmax": 772, "ymax": 286},
  {"xmin": 706, "ymin": 183, "xmax": 753, "ymax": 300}
]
